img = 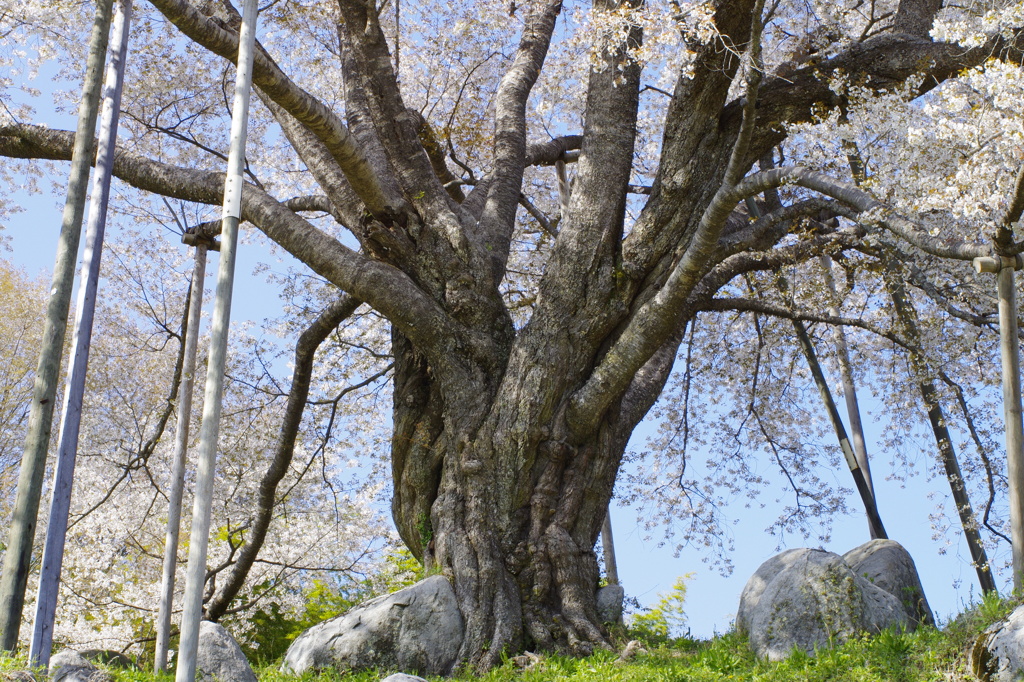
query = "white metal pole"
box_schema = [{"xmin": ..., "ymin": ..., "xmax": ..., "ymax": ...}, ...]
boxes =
[
  {"xmin": 28, "ymin": 0, "xmax": 132, "ymax": 667},
  {"xmin": 600, "ymin": 511, "xmax": 618, "ymax": 586},
  {"xmin": 975, "ymin": 254, "xmax": 1024, "ymax": 592},
  {"xmin": 154, "ymin": 242, "xmax": 208, "ymax": 672},
  {"xmin": 174, "ymin": 0, "xmax": 258, "ymax": 677},
  {"xmin": 998, "ymin": 261, "xmax": 1024, "ymax": 593}
]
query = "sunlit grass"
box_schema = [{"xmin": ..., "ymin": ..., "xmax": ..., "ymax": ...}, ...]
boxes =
[{"xmin": 0, "ymin": 594, "xmax": 1016, "ymax": 682}]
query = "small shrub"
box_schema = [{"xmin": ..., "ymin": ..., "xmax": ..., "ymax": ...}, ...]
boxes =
[{"xmin": 627, "ymin": 574, "xmax": 692, "ymax": 645}]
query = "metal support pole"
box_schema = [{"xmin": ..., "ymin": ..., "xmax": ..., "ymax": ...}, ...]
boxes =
[
  {"xmin": 174, "ymin": 0, "xmax": 257, "ymax": 677},
  {"xmin": 820, "ymin": 257, "xmax": 874, "ymax": 493},
  {"xmin": 28, "ymin": 1, "xmax": 132, "ymax": 666},
  {"xmin": 975, "ymin": 254, "xmax": 1024, "ymax": 592},
  {"xmin": 0, "ymin": 0, "xmax": 114, "ymax": 652},
  {"xmin": 555, "ymin": 159, "xmax": 571, "ymax": 221},
  {"xmin": 154, "ymin": 241, "xmax": 210, "ymax": 673},
  {"xmin": 600, "ymin": 510, "xmax": 619, "ymax": 586}
]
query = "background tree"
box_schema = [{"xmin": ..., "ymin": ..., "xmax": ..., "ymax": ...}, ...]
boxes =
[
  {"xmin": 0, "ymin": 233, "xmax": 391, "ymax": 654},
  {"xmin": 2, "ymin": 0, "xmax": 1024, "ymax": 670},
  {"xmin": 0, "ymin": 264, "xmax": 48, "ymax": 528}
]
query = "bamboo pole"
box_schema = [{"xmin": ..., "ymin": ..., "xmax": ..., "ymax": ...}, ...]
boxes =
[
  {"xmin": 154, "ymin": 239, "xmax": 211, "ymax": 673},
  {"xmin": 174, "ymin": 0, "xmax": 257, "ymax": 676},
  {"xmin": 27, "ymin": 0, "xmax": 132, "ymax": 666},
  {"xmin": 0, "ymin": 0, "xmax": 114, "ymax": 652},
  {"xmin": 974, "ymin": 254, "xmax": 1024, "ymax": 592}
]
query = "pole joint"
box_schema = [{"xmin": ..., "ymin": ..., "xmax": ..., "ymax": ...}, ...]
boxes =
[
  {"xmin": 182, "ymin": 230, "xmax": 221, "ymax": 252},
  {"xmin": 974, "ymin": 254, "xmax": 1023, "ymax": 274}
]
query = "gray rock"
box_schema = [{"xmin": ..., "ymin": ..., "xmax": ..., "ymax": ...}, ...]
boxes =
[
  {"xmin": 972, "ymin": 604, "xmax": 1024, "ymax": 681},
  {"xmin": 283, "ymin": 575, "xmax": 464, "ymax": 677},
  {"xmin": 843, "ymin": 539, "xmax": 934, "ymax": 626},
  {"xmin": 196, "ymin": 621, "xmax": 257, "ymax": 682},
  {"xmin": 78, "ymin": 650, "xmax": 137, "ymax": 670},
  {"xmin": 737, "ymin": 548, "xmax": 909, "ymax": 660},
  {"xmin": 49, "ymin": 652, "xmax": 112, "ymax": 682},
  {"xmin": 48, "ymin": 652, "xmax": 91, "ymax": 673},
  {"xmin": 51, "ymin": 666, "xmax": 112, "ymax": 682},
  {"xmin": 596, "ymin": 584, "xmax": 625, "ymax": 624},
  {"xmin": 379, "ymin": 675, "xmax": 429, "ymax": 682}
]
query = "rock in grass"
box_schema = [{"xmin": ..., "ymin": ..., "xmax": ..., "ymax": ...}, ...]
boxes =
[
  {"xmin": 843, "ymin": 539, "xmax": 933, "ymax": 626},
  {"xmin": 282, "ymin": 575, "xmax": 464, "ymax": 677},
  {"xmin": 972, "ymin": 604, "xmax": 1024, "ymax": 682},
  {"xmin": 196, "ymin": 621, "xmax": 257, "ymax": 682},
  {"xmin": 49, "ymin": 651, "xmax": 113, "ymax": 682},
  {"xmin": 737, "ymin": 547, "xmax": 910, "ymax": 660},
  {"xmin": 379, "ymin": 675, "xmax": 429, "ymax": 682},
  {"xmin": 77, "ymin": 650, "xmax": 137, "ymax": 671}
]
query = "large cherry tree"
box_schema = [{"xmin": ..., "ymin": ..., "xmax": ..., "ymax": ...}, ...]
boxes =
[{"xmin": 2, "ymin": 0, "xmax": 1024, "ymax": 668}]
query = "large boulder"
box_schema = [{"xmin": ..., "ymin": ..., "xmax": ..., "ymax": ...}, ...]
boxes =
[
  {"xmin": 972, "ymin": 604, "xmax": 1024, "ymax": 681},
  {"xmin": 737, "ymin": 547, "xmax": 911, "ymax": 660},
  {"xmin": 843, "ymin": 539, "xmax": 933, "ymax": 626},
  {"xmin": 282, "ymin": 575, "xmax": 464, "ymax": 677},
  {"xmin": 196, "ymin": 621, "xmax": 257, "ymax": 682}
]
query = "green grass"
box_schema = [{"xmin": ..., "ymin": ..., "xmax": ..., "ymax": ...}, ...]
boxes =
[{"xmin": 0, "ymin": 595, "xmax": 1015, "ymax": 682}]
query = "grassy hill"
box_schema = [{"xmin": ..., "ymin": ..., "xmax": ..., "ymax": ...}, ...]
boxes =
[{"xmin": 1, "ymin": 593, "xmax": 1015, "ymax": 682}]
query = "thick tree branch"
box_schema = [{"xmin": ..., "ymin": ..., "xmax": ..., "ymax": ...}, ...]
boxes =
[
  {"xmin": 566, "ymin": 1, "xmax": 765, "ymax": 436},
  {"xmin": 146, "ymin": 0, "xmax": 403, "ymax": 220},
  {"xmin": 728, "ymin": 166, "xmax": 988, "ymax": 260},
  {"xmin": 410, "ymin": 110, "xmax": 466, "ymax": 203},
  {"xmin": 476, "ymin": 0, "xmax": 564, "ymax": 276},
  {"xmin": 524, "ymin": 135, "xmax": 584, "ymax": 167},
  {"xmin": 743, "ymin": 29, "xmax": 1024, "ymax": 157},
  {"xmin": 256, "ymin": 90, "xmax": 368, "ymax": 238},
  {"xmin": 0, "ymin": 122, "xmax": 458, "ymax": 359},
  {"xmin": 891, "ymin": 0, "xmax": 943, "ymax": 37},
  {"xmin": 1001, "ymin": 163, "xmax": 1024, "ymax": 228},
  {"xmin": 717, "ymin": 197, "xmax": 852, "ymax": 256},
  {"xmin": 205, "ymin": 293, "xmax": 361, "ymax": 621},
  {"xmin": 336, "ymin": 13, "xmax": 468, "ymax": 258}
]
